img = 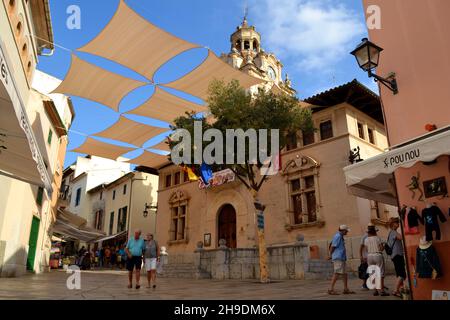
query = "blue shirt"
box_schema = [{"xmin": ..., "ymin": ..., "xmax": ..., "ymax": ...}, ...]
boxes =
[
  {"xmin": 331, "ymin": 232, "xmax": 347, "ymax": 261},
  {"xmin": 126, "ymin": 237, "xmax": 145, "ymax": 257}
]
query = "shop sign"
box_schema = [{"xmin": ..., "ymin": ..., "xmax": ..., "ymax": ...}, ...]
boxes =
[
  {"xmin": 198, "ymin": 169, "xmax": 235, "ymax": 189},
  {"xmin": 383, "ymin": 148, "xmax": 420, "ymax": 169}
]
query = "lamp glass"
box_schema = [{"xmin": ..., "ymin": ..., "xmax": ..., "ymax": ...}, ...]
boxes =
[{"xmin": 351, "ymin": 38, "xmax": 383, "ymax": 72}]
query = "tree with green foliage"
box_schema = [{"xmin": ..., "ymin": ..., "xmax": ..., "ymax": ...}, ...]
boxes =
[{"xmin": 168, "ymin": 80, "xmax": 314, "ymax": 283}]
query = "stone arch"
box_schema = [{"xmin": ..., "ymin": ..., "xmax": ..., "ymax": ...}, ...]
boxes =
[{"xmin": 217, "ymin": 203, "xmax": 237, "ymax": 248}]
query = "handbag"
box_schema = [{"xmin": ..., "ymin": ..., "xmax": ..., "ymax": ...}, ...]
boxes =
[{"xmin": 420, "ymin": 250, "xmax": 438, "ymax": 279}]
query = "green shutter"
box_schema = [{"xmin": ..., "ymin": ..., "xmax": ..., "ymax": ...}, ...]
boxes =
[
  {"xmin": 47, "ymin": 129, "xmax": 53, "ymax": 145},
  {"xmin": 26, "ymin": 216, "xmax": 40, "ymax": 271}
]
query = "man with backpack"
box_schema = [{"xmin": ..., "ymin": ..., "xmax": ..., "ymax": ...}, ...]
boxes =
[
  {"xmin": 387, "ymin": 217, "xmax": 405, "ymax": 297},
  {"xmin": 327, "ymin": 225, "xmax": 355, "ymax": 295}
]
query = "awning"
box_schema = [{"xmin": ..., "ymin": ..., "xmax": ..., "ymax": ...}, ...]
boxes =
[
  {"xmin": 127, "ymin": 150, "xmax": 170, "ymax": 169},
  {"xmin": 52, "ymin": 209, "xmax": 105, "ymax": 242},
  {"xmin": 93, "ymin": 230, "xmax": 128, "ymax": 243},
  {"xmin": 71, "ymin": 137, "xmax": 136, "ymax": 160},
  {"xmin": 0, "ymin": 39, "xmax": 52, "ymax": 194},
  {"xmin": 344, "ymin": 126, "xmax": 450, "ymax": 206},
  {"xmin": 126, "ymin": 86, "xmax": 207, "ymax": 124},
  {"xmin": 92, "ymin": 116, "xmax": 169, "ymax": 147}
]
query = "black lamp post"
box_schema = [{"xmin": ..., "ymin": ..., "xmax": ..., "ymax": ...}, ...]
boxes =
[{"xmin": 351, "ymin": 38, "xmax": 398, "ymax": 94}]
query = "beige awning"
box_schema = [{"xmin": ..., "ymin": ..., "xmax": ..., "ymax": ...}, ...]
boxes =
[
  {"xmin": 126, "ymin": 86, "xmax": 207, "ymax": 124},
  {"xmin": 78, "ymin": 0, "xmax": 199, "ymax": 81},
  {"xmin": 51, "ymin": 54, "xmax": 147, "ymax": 111},
  {"xmin": 92, "ymin": 116, "xmax": 169, "ymax": 147},
  {"xmin": 148, "ymin": 138, "xmax": 171, "ymax": 152},
  {"xmin": 71, "ymin": 137, "xmax": 136, "ymax": 160},
  {"xmin": 127, "ymin": 150, "xmax": 170, "ymax": 169},
  {"xmin": 163, "ymin": 50, "xmax": 264, "ymax": 100},
  {"xmin": 344, "ymin": 126, "xmax": 450, "ymax": 206},
  {"xmin": 53, "ymin": 209, "xmax": 106, "ymax": 242}
]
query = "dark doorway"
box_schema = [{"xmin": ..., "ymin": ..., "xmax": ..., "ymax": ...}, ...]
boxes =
[{"xmin": 218, "ymin": 204, "xmax": 237, "ymax": 248}]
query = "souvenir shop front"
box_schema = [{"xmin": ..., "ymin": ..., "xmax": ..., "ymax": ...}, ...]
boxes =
[{"xmin": 344, "ymin": 126, "xmax": 450, "ymax": 300}]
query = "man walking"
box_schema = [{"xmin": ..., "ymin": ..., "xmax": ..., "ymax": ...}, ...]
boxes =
[
  {"xmin": 328, "ymin": 225, "xmax": 355, "ymax": 295},
  {"xmin": 144, "ymin": 233, "xmax": 160, "ymax": 289},
  {"xmin": 125, "ymin": 229, "xmax": 145, "ymax": 289}
]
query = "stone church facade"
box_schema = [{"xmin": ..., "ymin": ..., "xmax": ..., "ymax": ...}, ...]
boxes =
[{"xmin": 154, "ymin": 19, "xmax": 397, "ymax": 277}]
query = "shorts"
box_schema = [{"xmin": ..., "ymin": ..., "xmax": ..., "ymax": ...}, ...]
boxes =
[
  {"xmin": 367, "ymin": 253, "xmax": 385, "ymax": 277},
  {"xmin": 126, "ymin": 256, "xmax": 142, "ymax": 271},
  {"xmin": 392, "ymin": 255, "xmax": 406, "ymax": 280},
  {"xmin": 333, "ymin": 260, "xmax": 346, "ymax": 274},
  {"xmin": 145, "ymin": 258, "xmax": 157, "ymax": 271}
]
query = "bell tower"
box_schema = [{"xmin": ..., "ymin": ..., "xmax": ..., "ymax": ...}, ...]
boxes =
[{"xmin": 220, "ymin": 12, "xmax": 296, "ymax": 96}]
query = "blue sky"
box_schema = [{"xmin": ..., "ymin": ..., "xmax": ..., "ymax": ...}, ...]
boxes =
[{"xmin": 37, "ymin": 0, "xmax": 376, "ymax": 168}]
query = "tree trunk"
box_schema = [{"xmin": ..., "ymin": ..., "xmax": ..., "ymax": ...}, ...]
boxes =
[{"xmin": 252, "ymin": 190, "xmax": 269, "ymax": 283}]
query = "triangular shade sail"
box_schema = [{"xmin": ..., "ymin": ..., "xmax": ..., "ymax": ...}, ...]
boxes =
[
  {"xmin": 127, "ymin": 150, "xmax": 170, "ymax": 169},
  {"xmin": 163, "ymin": 50, "xmax": 264, "ymax": 100},
  {"xmin": 126, "ymin": 86, "xmax": 207, "ymax": 123},
  {"xmin": 78, "ymin": 0, "xmax": 199, "ymax": 81},
  {"xmin": 71, "ymin": 137, "xmax": 136, "ymax": 160},
  {"xmin": 52, "ymin": 54, "xmax": 147, "ymax": 111},
  {"xmin": 92, "ymin": 116, "xmax": 169, "ymax": 147},
  {"xmin": 148, "ymin": 138, "xmax": 171, "ymax": 152}
]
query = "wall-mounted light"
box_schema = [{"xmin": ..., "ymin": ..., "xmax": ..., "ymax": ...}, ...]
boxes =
[
  {"xmin": 143, "ymin": 202, "xmax": 157, "ymax": 218},
  {"xmin": 351, "ymin": 38, "xmax": 398, "ymax": 95}
]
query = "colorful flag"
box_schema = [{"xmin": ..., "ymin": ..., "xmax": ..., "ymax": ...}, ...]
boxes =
[
  {"xmin": 200, "ymin": 163, "xmax": 213, "ymax": 185},
  {"xmin": 182, "ymin": 165, "xmax": 199, "ymax": 181}
]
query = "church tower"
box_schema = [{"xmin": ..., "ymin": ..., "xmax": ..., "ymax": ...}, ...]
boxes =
[{"xmin": 220, "ymin": 15, "xmax": 296, "ymax": 96}]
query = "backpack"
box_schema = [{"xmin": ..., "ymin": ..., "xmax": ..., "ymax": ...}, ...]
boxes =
[{"xmin": 384, "ymin": 231, "xmax": 397, "ymax": 256}]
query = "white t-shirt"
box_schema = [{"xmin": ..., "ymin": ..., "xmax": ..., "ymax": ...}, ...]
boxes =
[{"xmin": 364, "ymin": 236, "xmax": 382, "ymax": 254}]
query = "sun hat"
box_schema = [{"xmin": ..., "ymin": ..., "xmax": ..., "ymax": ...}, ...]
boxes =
[
  {"xmin": 419, "ymin": 236, "xmax": 432, "ymax": 250},
  {"xmin": 339, "ymin": 224, "xmax": 350, "ymax": 232}
]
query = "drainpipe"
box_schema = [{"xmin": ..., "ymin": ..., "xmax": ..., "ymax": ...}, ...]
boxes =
[{"xmin": 126, "ymin": 175, "xmax": 148, "ymax": 239}]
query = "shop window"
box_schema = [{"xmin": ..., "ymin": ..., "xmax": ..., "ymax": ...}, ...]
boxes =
[
  {"xmin": 109, "ymin": 212, "xmax": 114, "ymax": 235},
  {"xmin": 36, "ymin": 187, "xmax": 44, "ymax": 206},
  {"xmin": 302, "ymin": 130, "xmax": 315, "ymax": 146},
  {"xmin": 174, "ymin": 172, "xmax": 181, "ymax": 185},
  {"xmin": 47, "ymin": 129, "xmax": 53, "ymax": 145},
  {"xmin": 286, "ymin": 132, "xmax": 298, "ymax": 151},
  {"xmin": 319, "ymin": 120, "xmax": 333, "ymax": 140},
  {"xmin": 170, "ymin": 205, "xmax": 186, "ymax": 241},
  {"xmin": 165, "ymin": 174, "xmax": 172, "ymax": 188},
  {"xmin": 117, "ymin": 206, "xmax": 127, "ymax": 232},
  {"xmin": 358, "ymin": 122, "xmax": 365, "ymax": 139},
  {"xmin": 368, "ymin": 128, "xmax": 375, "ymax": 144},
  {"xmin": 75, "ymin": 188, "xmax": 81, "ymax": 207},
  {"xmin": 123, "ymin": 184, "xmax": 127, "ymax": 195},
  {"xmin": 288, "ymin": 176, "xmax": 317, "ymax": 225}
]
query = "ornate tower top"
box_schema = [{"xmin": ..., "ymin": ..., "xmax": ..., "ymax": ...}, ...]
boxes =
[{"xmin": 230, "ymin": 13, "xmax": 261, "ymax": 54}]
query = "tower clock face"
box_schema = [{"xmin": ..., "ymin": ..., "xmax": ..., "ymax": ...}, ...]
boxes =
[{"xmin": 267, "ymin": 66, "xmax": 276, "ymax": 81}]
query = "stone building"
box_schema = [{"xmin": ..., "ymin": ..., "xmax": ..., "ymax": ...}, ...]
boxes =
[
  {"xmin": 152, "ymin": 20, "xmax": 398, "ymax": 279},
  {"xmin": 0, "ymin": 0, "xmax": 74, "ymax": 276}
]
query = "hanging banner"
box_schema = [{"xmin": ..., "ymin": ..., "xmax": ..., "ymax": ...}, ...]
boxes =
[{"xmin": 198, "ymin": 168, "xmax": 235, "ymax": 189}]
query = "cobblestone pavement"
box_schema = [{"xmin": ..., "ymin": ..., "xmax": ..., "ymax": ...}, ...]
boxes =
[{"xmin": 0, "ymin": 269, "xmax": 401, "ymax": 300}]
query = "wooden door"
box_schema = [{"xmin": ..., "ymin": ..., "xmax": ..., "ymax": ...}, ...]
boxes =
[
  {"xmin": 218, "ymin": 204, "xmax": 237, "ymax": 248},
  {"xmin": 27, "ymin": 216, "xmax": 40, "ymax": 271}
]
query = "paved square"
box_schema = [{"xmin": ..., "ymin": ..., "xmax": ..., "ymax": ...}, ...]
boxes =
[{"xmin": 0, "ymin": 270, "xmax": 401, "ymax": 300}]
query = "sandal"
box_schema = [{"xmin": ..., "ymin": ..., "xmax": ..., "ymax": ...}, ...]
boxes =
[
  {"xmin": 380, "ymin": 291, "xmax": 390, "ymax": 296},
  {"xmin": 327, "ymin": 289, "xmax": 340, "ymax": 295},
  {"xmin": 127, "ymin": 284, "xmax": 132, "ymax": 289},
  {"xmin": 136, "ymin": 284, "xmax": 140, "ymax": 289},
  {"xmin": 343, "ymin": 289, "xmax": 355, "ymax": 294},
  {"xmin": 392, "ymin": 291, "xmax": 401, "ymax": 298}
]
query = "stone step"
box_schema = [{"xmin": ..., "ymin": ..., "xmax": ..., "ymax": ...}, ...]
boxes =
[{"xmin": 158, "ymin": 263, "xmax": 211, "ymax": 279}]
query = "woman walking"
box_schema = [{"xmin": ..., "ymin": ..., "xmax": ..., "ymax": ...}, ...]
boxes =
[
  {"xmin": 387, "ymin": 217, "xmax": 406, "ymax": 297},
  {"xmin": 364, "ymin": 224, "xmax": 389, "ymax": 296}
]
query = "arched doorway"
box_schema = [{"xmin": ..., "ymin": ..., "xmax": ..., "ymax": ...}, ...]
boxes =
[{"xmin": 218, "ymin": 204, "xmax": 237, "ymax": 248}]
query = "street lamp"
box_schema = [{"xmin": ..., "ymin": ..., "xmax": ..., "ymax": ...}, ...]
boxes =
[
  {"xmin": 143, "ymin": 202, "xmax": 157, "ymax": 218},
  {"xmin": 351, "ymin": 38, "xmax": 398, "ymax": 94}
]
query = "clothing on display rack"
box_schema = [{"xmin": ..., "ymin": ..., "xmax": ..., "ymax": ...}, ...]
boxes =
[
  {"xmin": 421, "ymin": 204, "xmax": 447, "ymax": 241},
  {"xmin": 402, "ymin": 206, "xmax": 422, "ymax": 235},
  {"xmin": 416, "ymin": 240, "xmax": 442, "ymax": 279}
]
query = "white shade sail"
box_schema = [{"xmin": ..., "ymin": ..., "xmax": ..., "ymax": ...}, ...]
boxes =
[
  {"xmin": 78, "ymin": 0, "xmax": 199, "ymax": 81},
  {"xmin": 127, "ymin": 86, "xmax": 207, "ymax": 124},
  {"xmin": 163, "ymin": 50, "xmax": 264, "ymax": 100},
  {"xmin": 71, "ymin": 137, "xmax": 136, "ymax": 160},
  {"xmin": 344, "ymin": 126, "xmax": 450, "ymax": 206},
  {"xmin": 51, "ymin": 54, "xmax": 147, "ymax": 112},
  {"xmin": 92, "ymin": 116, "xmax": 169, "ymax": 147},
  {"xmin": 127, "ymin": 150, "xmax": 170, "ymax": 169}
]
